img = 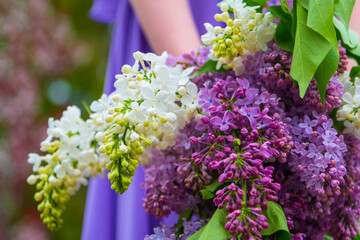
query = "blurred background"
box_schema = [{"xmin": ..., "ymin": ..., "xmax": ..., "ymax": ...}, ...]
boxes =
[
  {"xmin": 0, "ymin": 0, "xmax": 109, "ymax": 239},
  {"xmin": 0, "ymin": 0, "xmax": 359, "ymax": 239}
]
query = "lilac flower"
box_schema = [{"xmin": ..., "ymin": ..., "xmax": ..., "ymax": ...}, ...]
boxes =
[
  {"xmin": 144, "ymin": 223, "xmax": 176, "ymax": 240},
  {"xmin": 299, "ymin": 115, "xmax": 318, "ymax": 134},
  {"xmin": 210, "ymin": 111, "xmax": 237, "ymax": 132},
  {"xmin": 306, "ymin": 144, "xmax": 325, "ymax": 159}
]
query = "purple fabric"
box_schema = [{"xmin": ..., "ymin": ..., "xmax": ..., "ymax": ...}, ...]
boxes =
[{"xmin": 82, "ymin": 1, "xmax": 220, "ymax": 239}]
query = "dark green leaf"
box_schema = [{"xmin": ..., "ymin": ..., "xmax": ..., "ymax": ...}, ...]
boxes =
[
  {"xmin": 268, "ymin": 6, "xmax": 294, "ymax": 52},
  {"xmin": 334, "ymin": 17, "xmax": 359, "ymax": 49},
  {"xmin": 194, "ymin": 60, "xmax": 227, "ymax": 78},
  {"xmin": 260, "ymin": 201, "xmax": 290, "ymax": 239},
  {"xmin": 200, "ymin": 188, "xmax": 216, "ymax": 200},
  {"xmin": 205, "ymin": 180, "xmax": 221, "ymax": 192},
  {"xmin": 350, "ymin": 66, "xmax": 360, "ymax": 80},
  {"xmin": 291, "ymin": 0, "xmax": 297, "ymax": 39},
  {"xmin": 330, "ymin": 109, "xmax": 345, "ymax": 131},
  {"xmin": 334, "ymin": 0, "xmax": 355, "ymax": 30},
  {"xmin": 188, "ymin": 209, "xmax": 231, "ymax": 240},
  {"xmin": 275, "ymin": 20, "xmax": 294, "ymax": 52},
  {"xmin": 290, "ymin": 3, "xmax": 332, "ymax": 97},
  {"xmin": 307, "ymin": 0, "xmax": 338, "ymax": 53},
  {"xmin": 275, "ymin": 230, "xmax": 292, "ymax": 240},
  {"xmin": 314, "ymin": 47, "xmax": 339, "ymax": 104}
]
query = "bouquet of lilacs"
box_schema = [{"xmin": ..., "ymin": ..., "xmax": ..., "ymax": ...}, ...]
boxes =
[{"xmin": 27, "ymin": 0, "xmax": 360, "ymax": 239}]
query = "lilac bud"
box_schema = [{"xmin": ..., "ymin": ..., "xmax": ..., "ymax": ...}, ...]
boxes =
[
  {"xmin": 200, "ymin": 115, "xmax": 210, "ymax": 124},
  {"xmin": 189, "ymin": 136, "xmax": 198, "ymax": 144}
]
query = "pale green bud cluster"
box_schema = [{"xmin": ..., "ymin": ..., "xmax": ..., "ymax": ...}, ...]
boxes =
[
  {"xmin": 201, "ymin": 0, "xmax": 276, "ymax": 75},
  {"xmin": 32, "ymin": 167, "xmax": 70, "ymax": 231}
]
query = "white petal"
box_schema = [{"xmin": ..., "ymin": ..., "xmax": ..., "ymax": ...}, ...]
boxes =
[
  {"xmin": 141, "ymin": 87, "xmax": 155, "ymax": 100},
  {"xmin": 154, "ymin": 102, "xmax": 167, "ymax": 113},
  {"xmin": 155, "ymin": 91, "xmax": 169, "ymax": 101},
  {"xmin": 186, "ymin": 82, "xmax": 198, "ymax": 96},
  {"xmin": 342, "ymin": 92, "xmax": 354, "ymax": 104},
  {"xmin": 181, "ymin": 95, "xmax": 193, "ymax": 106}
]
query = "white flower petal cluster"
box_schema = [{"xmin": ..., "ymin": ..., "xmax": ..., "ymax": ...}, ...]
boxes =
[
  {"xmin": 337, "ymin": 76, "xmax": 360, "ymax": 138},
  {"xmin": 28, "ymin": 106, "xmax": 105, "ymax": 194},
  {"xmin": 27, "ymin": 51, "xmax": 200, "ymax": 227},
  {"xmin": 201, "ymin": 0, "xmax": 276, "ymax": 75},
  {"xmin": 91, "ymin": 51, "xmax": 199, "ymax": 151}
]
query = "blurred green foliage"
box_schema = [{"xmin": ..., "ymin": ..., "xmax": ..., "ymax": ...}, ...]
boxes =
[
  {"xmin": 40, "ymin": 0, "xmax": 110, "ymax": 119},
  {"xmin": 46, "ymin": 1, "xmax": 110, "ymax": 239}
]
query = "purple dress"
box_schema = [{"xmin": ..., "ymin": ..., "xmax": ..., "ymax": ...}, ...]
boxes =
[{"xmin": 82, "ymin": 1, "xmax": 220, "ymax": 239}]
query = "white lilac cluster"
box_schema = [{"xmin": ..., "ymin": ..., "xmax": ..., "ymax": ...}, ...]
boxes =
[
  {"xmin": 201, "ymin": 0, "xmax": 276, "ymax": 75},
  {"xmin": 337, "ymin": 75, "xmax": 360, "ymax": 138},
  {"xmin": 88, "ymin": 51, "xmax": 200, "ymax": 194},
  {"xmin": 27, "ymin": 51, "xmax": 201, "ymax": 230},
  {"xmin": 27, "ymin": 106, "xmax": 104, "ymax": 230}
]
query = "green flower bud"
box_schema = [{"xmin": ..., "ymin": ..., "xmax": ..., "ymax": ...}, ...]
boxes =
[
  {"xmin": 121, "ymin": 160, "xmax": 129, "ymax": 168},
  {"xmin": 105, "ymin": 162, "xmax": 112, "ymax": 171},
  {"xmin": 34, "ymin": 192, "xmax": 43, "ymax": 202},
  {"xmin": 142, "ymin": 138, "xmax": 152, "ymax": 146}
]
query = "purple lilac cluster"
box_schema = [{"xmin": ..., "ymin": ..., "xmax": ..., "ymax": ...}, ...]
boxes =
[
  {"xmin": 277, "ymin": 112, "xmax": 348, "ymax": 232},
  {"xmin": 245, "ymin": 42, "xmax": 359, "ymax": 239},
  {"xmin": 143, "ymin": 41, "xmax": 360, "ymax": 239},
  {"xmin": 166, "ymin": 46, "xmax": 210, "ymax": 72},
  {"xmin": 144, "ymin": 219, "xmax": 206, "ymax": 240},
  {"xmin": 188, "ymin": 76, "xmax": 293, "ymax": 238},
  {"xmin": 142, "ymin": 121, "xmax": 204, "ymax": 218},
  {"xmin": 245, "ymin": 42, "xmax": 344, "ymax": 114},
  {"xmin": 144, "ymin": 223, "xmax": 176, "ymax": 240}
]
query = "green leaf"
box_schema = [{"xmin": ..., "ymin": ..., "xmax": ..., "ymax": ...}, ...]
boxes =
[
  {"xmin": 348, "ymin": 45, "xmax": 360, "ymax": 64},
  {"xmin": 334, "ymin": 18, "xmax": 359, "ymax": 50},
  {"xmin": 330, "ymin": 108, "xmax": 345, "ymax": 131},
  {"xmin": 280, "ymin": 0, "xmax": 291, "ymax": 15},
  {"xmin": 275, "ymin": 20, "xmax": 294, "ymax": 52},
  {"xmin": 200, "ymin": 188, "xmax": 216, "ymax": 200},
  {"xmin": 350, "ymin": 66, "xmax": 360, "ymax": 80},
  {"xmin": 307, "ymin": 0, "xmax": 338, "ymax": 53},
  {"xmin": 325, "ymin": 233, "xmax": 334, "ymax": 240},
  {"xmin": 298, "ymin": 0, "xmax": 309, "ymax": 9},
  {"xmin": 291, "ymin": 0, "xmax": 297, "ymax": 39},
  {"xmin": 275, "ymin": 230, "xmax": 292, "ymax": 240},
  {"xmin": 268, "ymin": 6, "xmax": 294, "ymax": 52},
  {"xmin": 205, "ymin": 180, "xmax": 222, "ymax": 192},
  {"xmin": 260, "ymin": 201, "xmax": 290, "ymax": 239},
  {"xmin": 290, "ymin": 3, "xmax": 332, "ymax": 98},
  {"xmin": 194, "ymin": 60, "xmax": 227, "ymax": 78},
  {"xmin": 188, "ymin": 209, "xmax": 231, "ymax": 240},
  {"xmin": 334, "ymin": 0, "xmax": 355, "ymax": 30},
  {"xmin": 243, "ymin": 0, "xmax": 267, "ymax": 7},
  {"xmin": 314, "ymin": 47, "xmax": 339, "ymax": 104}
]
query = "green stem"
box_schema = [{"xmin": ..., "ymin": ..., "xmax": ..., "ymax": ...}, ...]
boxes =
[{"xmin": 122, "ymin": 122, "xmax": 130, "ymax": 145}]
